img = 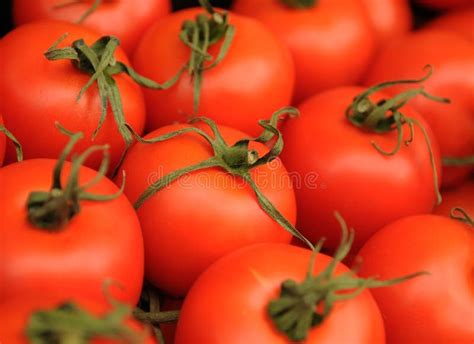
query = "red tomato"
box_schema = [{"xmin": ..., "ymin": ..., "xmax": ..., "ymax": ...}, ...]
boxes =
[
  {"xmin": 357, "ymin": 214, "xmax": 474, "ymax": 343},
  {"xmin": 0, "ymin": 159, "xmax": 144, "ymax": 305},
  {"xmin": 175, "ymin": 243, "xmax": 385, "ymax": 343},
  {"xmin": 0, "ymin": 114, "xmax": 6, "ymax": 166},
  {"xmin": 426, "ymin": 6, "xmax": 474, "ymax": 42},
  {"xmin": 358, "ymin": 0, "xmax": 412, "ymax": 46},
  {"xmin": 281, "ymin": 86, "xmax": 441, "ymax": 252},
  {"xmin": 132, "ymin": 7, "xmax": 294, "ymax": 136},
  {"xmin": 0, "ymin": 21, "xmax": 145, "ymax": 170},
  {"xmin": 232, "ymin": 0, "xmax": 375, "ymax": 103},
  {"xmin": 160, "ymin": 297, "xmax": 183, "ymax": 344},
  {"xmin": 13, "ymin": 0, "xmax": 170, "ymax": 54},
  {"xmin": 117, "ymin": 123, "xmax": 296, "ymax": 296},
  {"xmin": 415, "ymin": 0, "xmax": 473, "ymax": 10},
  {"xmin": 434, "ymin": 180, "xmax": 474, "ymax": 217},
  {"xmin": 365, "ymin": 30, "xmax": 474, "ymax": 187},
  {"xmin": 0, "ymin": 296, "xmax": 156, "ymax": 344}
]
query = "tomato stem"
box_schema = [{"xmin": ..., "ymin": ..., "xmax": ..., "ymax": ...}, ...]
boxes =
[
  {"xmin": 126, "ymin": 107, "xmax": 314, "ymax": 250},
  {"xmin": 442, "ymin": 155, "xmax": 474, "ymax": 166},
  {"xmin": 280, "ymin": 0, "xmax": 316, "ymax": 8},
  {"xmin": 26, "ymin": 123, "xmax": 125, "ymax": 230},
  {"xmin": 346, "ymin": 65, "xmax": 449, "ymax": 205},
  {"xmin": 0, "ymin": 123, "xmax": 23, "ymax": 162},
  {"xmin": 44, "ymin": 34, "xmax": 184, "ymax": 177},
  {"xmin": 53, "ymin": 0, "xmax": 102, "ymax": 24},
  {"xmin": 179, "ymin": 0, "xmax": 235, "ymax": 114},
  {"xmin": 450, "ymin": 207, "xmax": 473, "ymax": 226},
  {"xmin": 268, "ymin": 211, "xmax": 427, "ymax": 341},
  {"xmin": 133, "ymin": 309, "xmax": 180, "ymax": 325}
]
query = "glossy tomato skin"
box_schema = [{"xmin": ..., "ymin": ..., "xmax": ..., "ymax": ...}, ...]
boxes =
[
  {"xmin": 434, "ymin": 180, "xmax": 474, "ymax": 217},
  {"xmin": 357, "ymin": 215, "xmax": 474, "ymax": 343},
  {"xmin": 359, "ymin": 0, "xmax": 412, "ymax": 46},
  {"xmin": 426, "ymin": 6, "xmax": 474, "ymax": 42},
  {"xmin": 232, "ymin": 0, "xmax": 375, "ymax": 104},
  {"xmin": 415, "ymin": 0, "xmax": 473, "ymax": 10},
  {"xmin": 117, "ymin": 123, "xmax": 296, "ymax": 296},
  {"xmin": 281, "ymin": 86, "xmax": 441, "ymax": 252},
  {"xmin": 133, "ymin": 8, "xmax": 294, "ymax": 136},
  {"xmin": 175, "ymin": 243, "xmax": 385, "ymax": 344},
  {"xmin": 0, "ymin": 21, "xmax": 145, "ymax": 170},
  {"xmin": 365, "ymin": 30, "xmax": 474, "ymax": 187},
  {"xmin": 0, "ymin": 159, "xmax": 144, "ymax": 305},
  {"xmin": 0, "ymin": 297, "xmax": 157, "ymax": 344},
  {"xmin": 13, "ymin": 0, "xmax": 170, "ymax": 54}
]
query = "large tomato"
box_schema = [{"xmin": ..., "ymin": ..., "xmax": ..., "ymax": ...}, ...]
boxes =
[
  {"xmin": 0, "ymin": 158, "xmax": 144, "ymax": 305},
  {"xmin": 0, "ymin": 296, "xmax": 156, "ymax": 344},
  {"xmin": 0, "ymin": 21, "xmax": 145, "ymax": 170},
  {"xmin": 132, "ymin": 7, "xmax": 294, "ymax": 136},
  {"xmin": 231, "ymin": 0, "xmax": 375, "ymax": 103},
  {"xmin": 281, "ymin": 86, "xmax": 441, "ymax": 252},
  {"xmin": 117, "ymin": 123, "xmax": 296, "ymax": 296},
  {"xmin": 365, "ymin": 30, "xmax": 474, "ymax": 187},
  {"xmin": 359, "ymin": 0, "xmax": 412, "ymax": 46},
  {"xmin": 175, "ymin": 243, "xmax": 385, "ymax": 343},
  {"xmin": 0, "ymin": 115, "xmax": 6, "ymax": 166},
  {"xmin": 434, "ymin": 180, "xmax": 474, "ymax": 217},
  {"xmin": 357, "ymin": 214, "xmax": 474, "ymax": 343},
  {"xmin": 426, "ymin": 5, "xmax": 474, "ymax": 42},
  {"xmin": 13, "ymin": 0, "xmax": 170, "ymax": 54}
]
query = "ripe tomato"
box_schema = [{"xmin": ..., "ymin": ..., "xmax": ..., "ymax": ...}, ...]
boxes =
[
  {"xmin": 281, "ymin": 86, "xmax": 441, "ymax": 252},
  {"xmin": 13, "ymin": 0, "xmax": 170, "ymax": 54},
  {"xmin": 358, "ymin": 0, "xmax": 412, "ymax": 46},
  {"xmin": 0, "ymin": 296, "xmax": 156, "ymax": 344},
  {"xmin": 232, "ymin": 0, "xmax": 375, "ymax": 104},
  {"xmin": 415, "ymin": 0, "xmax": 473, "ymax": 10},
  {"xmin": 426, "ymin": 5, "xmax": 474, "ymax": 42},
  {"xmin": 0, "ymin": 158, "xmax": 144, "ymax": 305},
  {"xmin": 117, "ymin": 123, "xmax": 296, "ymax": 296},
  {"xmin": 357, "ymin": 214, "xmax": 474, "ymax": 343},
  {"xmin": 365, "ymin": 30, "xmax": 474, "ymax": 187},
  {"xmin": 0, "ymin": 21, "xmax": 145, "ymax": 170},
  {"xmin": 434, "ymin": 180, "xmax": 474, "ymax": 217},
  {"xmin": 175, "ymin": 243, "xmax": 385, "ymax": 343},
  {"xmin": 132, "ymin": 7, "xmax": 294, "ymax": 136}
]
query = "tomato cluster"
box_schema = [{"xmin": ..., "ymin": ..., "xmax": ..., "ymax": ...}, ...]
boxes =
[{"xmin": 0, "ymin": 0, "xmax": 472, "ymax": 343}]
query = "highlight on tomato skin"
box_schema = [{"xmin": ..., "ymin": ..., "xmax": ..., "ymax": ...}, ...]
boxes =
[
  {"xmin": 356, "ymin": 213, "xmax": 474, "ymax": 343},
  {"xmin": 12, "ymin": 0, "xmax": 171, "ymax": 54}
]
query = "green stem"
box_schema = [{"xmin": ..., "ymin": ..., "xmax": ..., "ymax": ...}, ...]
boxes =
[
  {"xmin": 53, "ymin": 0, "xmax": 102, "ymax": 23},
  {"xmin": 0, "ymin": 123, "xmax": 23, "ymax": 162},
  {"xmin": 442, "ymin": 155, "xmax": 474, "ymax": 166},
  {"xmin": 280, "ymin": 0, "xmax": 316, "ymax": 8},
  {"xmin": 26, "ymin": 123, "xmax": 124, "ymax": 230},
  {"xmin": 133, "ymin": 309, "xmax": 180, "ymax": 326},
  {"xmin": 268, "ymin": 212, "xmax": 427, "ymax": 341},
  {"xmin": 450, "ymin": 207, "xmax": 473, "ymax": 226}
]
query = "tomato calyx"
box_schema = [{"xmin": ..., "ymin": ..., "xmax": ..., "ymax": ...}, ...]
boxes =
[
  {"xmin": 346, "ymin": 65, "xmax": 449, "ymax": 205},
  {"xmin": 442, "ymin": 155, "xmax": 474, "ymax": 166},
  {"xmin": 133, "ymin": 308, "xmax": 180, "ymax": 326},
  {"xmin": 179, "ymin": 0, "xmax": 236, "ymax": 113},
  {"xmin": 26, "ymin": 123, "xmax": 125, "ymax": 230},
  {"xmin": 450, "ymin": 207, "xmax": 473, "ymax": 226},
  {"xmin": 44, "ymin": 34, "xmax": 183, "ymax": 176},
  {"xmin": 127, "ymin": 107, "xmax": 313, "ymax": 249},
  {"xmin": 268, "ymin": 212, "xmax": 426, "ymax": 341},
  {"xmin": 280, "ymin": 0, "xmax": 317, "ymax": 9},
  {"xmin": 26, "ymin": 287, "xmax": 146, "ymax": 343},
  {"xmin": 53, "ymin": 0, "xmax": 102, "ymax": 24},
  {"xmin": 0, "ymin": 123, "xmax": 23, "ymax": 161}
]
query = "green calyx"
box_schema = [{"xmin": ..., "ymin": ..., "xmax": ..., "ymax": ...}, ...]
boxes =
[
  {"xmin": 45, "ymin": 34, "xmax": 183, "ymax": 176},
  {"xmin": 268, "ymin": 212, "xmax": 427, "ymax": 341},
  {"xmin": 179, "ymin": 0, "xmax": 236, "ymax": 114},
  {"xmin": 346, "ymin": 65, "xmax": 449, "ymax": 205},
  {"xmin": 442, "ymin": 155, "xmax": 474, "ymax": 166},
  {"xmin": 450, "ymin": 207, "xmax": 473, "ymax": 226},
  {"xmin": 26, "ymin": 292, "xmax": 145, "ymax": 343},
  {"xmin": 53, "ymin": 0, "xmax": 102, "ymax": 24},
  {"xmin": 26, "ymin": 123, "xmax": 125, "ymax": 230},
  {"xmin": 128, "ymin": 107, "xmax": 314, "ymax": 249},
  {"xmin": 281, "ymin": 0, "xmax": 316, "ymax": 8},
  {"xmin": 0, "ymin": 123, "xmax": 23, "ymax": 162}
]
